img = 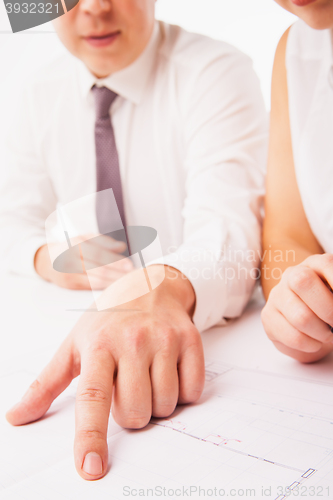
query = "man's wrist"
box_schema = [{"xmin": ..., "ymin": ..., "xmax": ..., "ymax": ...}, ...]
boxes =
[
  {"xmin": 34, "ymin": 245, "xmax": 50, "ymax": 281},
  {"xmin": 149, "ymin": 264, "xmax": 196, "ymax": 318}
]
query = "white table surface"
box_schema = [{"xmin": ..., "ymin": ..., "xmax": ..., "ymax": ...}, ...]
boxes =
[{"xmin": 1, "ymin": 273, "xmax": 333, "ymax": 499}]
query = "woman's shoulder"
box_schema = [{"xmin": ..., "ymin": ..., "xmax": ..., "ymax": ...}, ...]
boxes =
[{"xmin": 285, "ymin": 20, "xmax": 331, "ymax": 124}]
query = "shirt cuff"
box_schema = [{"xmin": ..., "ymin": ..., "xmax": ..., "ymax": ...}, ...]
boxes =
[
  {"xmin": 149, "ymin": 248, "xmax": 231, "ymax": 333},
  {"xmin": 9, "ymin": 236, "xmax": 47, "ymax": 279}
]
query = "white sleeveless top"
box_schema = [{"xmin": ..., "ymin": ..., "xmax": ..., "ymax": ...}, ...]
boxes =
[{"xmin": 286, "ymin": 21, "xmax": 333, "ymax": 253}]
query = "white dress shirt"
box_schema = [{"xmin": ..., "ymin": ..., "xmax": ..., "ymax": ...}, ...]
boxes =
[
  {"xmin": 286, "ymin": 21, "xmax": 333, "ymax": 255},
  {"xmin": 0, "ymin": 21, "xmax": 268, "ymax": 332}
]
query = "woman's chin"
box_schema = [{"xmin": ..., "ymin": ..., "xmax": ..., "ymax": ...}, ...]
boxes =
[
  {"xmin": 278, "ymin": 0, "xmax": 333, "ymax": 30},
  {"xmin": 296, "ymin": 4, "xmax": 333, "ymax": 30}
]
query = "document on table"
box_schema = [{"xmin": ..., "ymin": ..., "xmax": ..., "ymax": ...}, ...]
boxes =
[{"xmin": 1, "ymin": 357, "xmax": 333, "ymax": 500}]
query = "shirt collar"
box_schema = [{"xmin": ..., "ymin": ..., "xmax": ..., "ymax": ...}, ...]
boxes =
[{"xmin": 76, "ymin": 21, "xmax": 161, "ymax": 105}]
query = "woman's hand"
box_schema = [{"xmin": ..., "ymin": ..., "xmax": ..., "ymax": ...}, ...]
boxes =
[{"xmin": 261, "ymin": 254, "xmax": 333, "ymax": 362}]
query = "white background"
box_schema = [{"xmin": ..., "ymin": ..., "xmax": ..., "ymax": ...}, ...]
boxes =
[{"xmin": 155, "ymin": 0, "xmax": 296, "ymax": 107}]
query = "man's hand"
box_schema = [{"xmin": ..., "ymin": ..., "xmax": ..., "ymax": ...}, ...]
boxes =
[
  {"xmin": 261, "ymin": 254, "xmax": 333, "ymax": 362},
  {"xmin": 34, "ymin": 234, "xmax": 134, "ymax": 290},
  {"xmin": 6, "ymin": 265, "xmax": 205, "ymax": 480}
]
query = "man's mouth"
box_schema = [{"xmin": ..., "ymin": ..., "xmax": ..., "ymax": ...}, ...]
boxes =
[{"xmin": 83, "ymin": 31, "xmax": 121, "ymax": 47}]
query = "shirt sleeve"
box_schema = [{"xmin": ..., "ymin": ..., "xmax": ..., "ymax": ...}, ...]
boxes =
[
  {"xmin": 161, "ymin": 48, "xmax": 268, "ymax": 332},
  {"xmin": 0, "ymin": 86, "xmax": 57, "ymax": 278}
]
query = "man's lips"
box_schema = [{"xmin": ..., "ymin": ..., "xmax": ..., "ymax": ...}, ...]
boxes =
[
  {"xmin": 83, "ymin": 31, "xmax": 120, "ymax": 47},
  {"xmin": 290, "ymin": 0, "xmax": 317, "ymax": 6}
]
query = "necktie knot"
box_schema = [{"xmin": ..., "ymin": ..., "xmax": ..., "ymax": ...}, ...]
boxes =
[{"xmin": 92, "ymin": 85, "xmax": 118, "ymax": 120}]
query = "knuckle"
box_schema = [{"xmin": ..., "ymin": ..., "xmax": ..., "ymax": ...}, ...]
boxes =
[
  {"xmin": 84, "ymin": 330, "xmax": 111, "ymax": 354},
  {"xmin": 181, "ymin": 325, "xmax": 201, "ymax": 347},
  {"xmin": 29, "ymin": 379, "xmax": 42, "ymax": 391},
  {"xmin": 121, "ymin": 412, "xmax": 150, "ymax": 429},
  {"xmin": 324, "ymin": 332, "xmax": 333, "ymax": 344},
  {"xmin": 77, "ymin": 387, "xmax": 109, "ymax": 404},
  {"xmin": 77, "ymin": 428, "xmax": 105, "ymax": 442},
  {"xmin": 60, "ymin": 273, "xmax": 73, "ymax": 287},
  {"xmin": 153, "ymin": 403, "xmax": 176, "ymax": 419},
  {"xmin": 280, "ymin": 267, "xmax": 294, "ymax": 286},
  {"xmin": 75, "ymin": 279, "xmax": 89, "ymax": 290},
  {"xmin": 122, "ymin": 327, "xmax": 147, "ymax": 353},
  {"xmin": 282, "ymin": 266, "xmax": 294, "ymax": 279},
  {"xmin": 289, "ymin": 332, "xmax": 308, "ymax": 352},
  {"xmin": 157, "ymin": 330, "xmax": 177, "ymax": 353},
  {"xmin": 66, "ymin": 277, "xmax": 85, "ymax": 290},
  {"xmin": 261, "ymin": 304, "xmax": 269, "ymax": 326},
  {"xmin": 181, "ymin": 387, "xmax": 203, "ymax": 404},
  {"xmin": 321, "ymin": 253, "xmax": 333, "ymax": 268},
  {"xmin": 288, "ymin": 267, "xmax": 314, "ymax": 292},
  {"xmin": 261, "ymin": 306, "xmax": 274, "ymax": 340},
  {"xmin": 268, "ymin": 284, "xmax": 280, "ymax": 301},
  {"xmin": 29, "ymin": 378, "xmax": 54, "ymax": 401},
  {"xmin": 291, "ymin": 307, "xmax": 311, "ymax": 331},
  {"xmin": 89, "ymin": 338, "xmax": 110, "ymax": 354}
]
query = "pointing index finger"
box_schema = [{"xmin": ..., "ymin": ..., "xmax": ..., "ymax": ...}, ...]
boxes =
[{"xmin": 74, "ymin": 348, "xmax": 115, "ymax": 480}]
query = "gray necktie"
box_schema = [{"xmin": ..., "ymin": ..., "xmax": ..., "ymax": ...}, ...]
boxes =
[{"xmin": 92, "ymin": 85, "xmax": 128, "ymax": 238}]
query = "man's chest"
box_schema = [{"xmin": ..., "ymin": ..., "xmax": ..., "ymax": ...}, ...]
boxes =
[{"xmin": 39, "ymin": 95, "xmax": 187, "ymax": 244}]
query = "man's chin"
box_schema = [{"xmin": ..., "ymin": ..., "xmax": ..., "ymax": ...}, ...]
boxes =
[{"xmin": 82, "ymin": 57, "xmax": 121, "ymax": 78}]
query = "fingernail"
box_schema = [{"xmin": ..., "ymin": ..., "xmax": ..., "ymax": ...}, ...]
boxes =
[{"xmin": 82, "ymin": 452, "xmax": 103, "ymax": 476}]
